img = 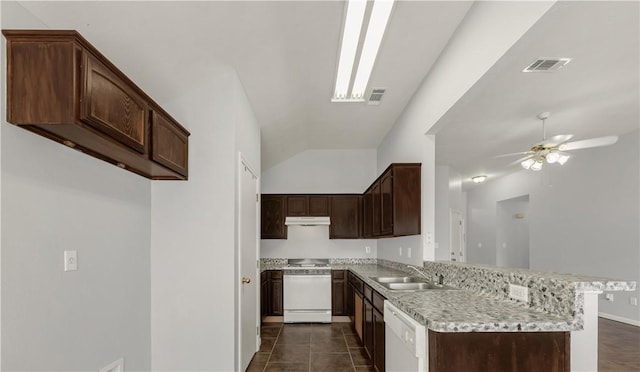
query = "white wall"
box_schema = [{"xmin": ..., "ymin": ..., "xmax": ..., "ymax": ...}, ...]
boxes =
[
  {"xmin": 261, "ymin": 149, "xmax": 377, "ymax": 259},
  {"xmin": 496, "ymin": 195, "xmax": 530, "ymax": 268},
  {"xmin": 466, "ymin": 131, "xmax": 640, "ymax": 323},
  {"xmin": 150, "ymin": 68, "xmax": 260, "ymax": 371},
  {"xmin": 434, "ymin": 166, "xmax": 466, "ymax": 261},
  {"xmin": 1, "ymin": 3, "xmax": 151, "ymax": 371},
  {"xmin": 376, "ymin": 1, "xmax": 555, "ymax": 265}
]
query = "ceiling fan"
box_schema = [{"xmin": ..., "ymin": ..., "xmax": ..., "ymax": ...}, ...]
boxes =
[{"xmin": 500, "ymin": 112, "xmax": 619, "ymax": 171}]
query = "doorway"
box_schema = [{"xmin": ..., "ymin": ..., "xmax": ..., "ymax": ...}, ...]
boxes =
[
  {"xmin": 238, "ymin": 155, "xmax": 259, "ymax": 371},
  {"xmin": 450, "ymin": 209, "xmax": 465, "ymax": 262},
  {"xmin": 496, "ymin": 195, "xmax": 530, "ymax": 268}
]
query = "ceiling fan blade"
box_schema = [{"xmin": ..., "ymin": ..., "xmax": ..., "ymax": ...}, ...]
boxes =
[
  {"xmin": 495, "ymin": 151, "xmax": 533, "ymax": 158},
  {"xmin": 559, "ymin": 136, "xmax": 619, "ymax": 151},
  {"xmin": 534, "ymin": 134, "xmax": 574, "ymax": 147},
  {"xmin": 507, "ymin": 154, "xmax": 534, "ymax": 167}
]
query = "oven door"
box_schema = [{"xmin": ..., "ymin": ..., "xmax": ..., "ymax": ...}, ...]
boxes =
[{"xmin": 283, "ymin": 274, "xmax": 332, "ymax": 322}]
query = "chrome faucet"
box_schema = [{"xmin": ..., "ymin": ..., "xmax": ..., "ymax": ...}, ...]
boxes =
[{"xmin": 406, "ymin": 265, "xmax": 444, "ymax": 285}]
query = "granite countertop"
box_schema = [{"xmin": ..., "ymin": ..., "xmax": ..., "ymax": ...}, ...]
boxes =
[
  {"xmin": 343, "ymin": 264, "xmax": 575, "ymax": 333},
  {"xmin": 261, "ymin": 262, "xmax": 576, "ymax": 333}
]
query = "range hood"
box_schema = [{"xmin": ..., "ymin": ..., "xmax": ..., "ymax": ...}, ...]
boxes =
[{"xmin": 285, "ymin": 216, "xmax": 331, "ymax": 226}]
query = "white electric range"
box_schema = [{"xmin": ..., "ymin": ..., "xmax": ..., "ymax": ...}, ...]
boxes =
[{"xmin": 283, "ymin": 258, "xmax": 332, "ymax": 323}]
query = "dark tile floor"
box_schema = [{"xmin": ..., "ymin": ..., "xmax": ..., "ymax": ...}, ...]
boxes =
[{"xmin": 247, "ymin": 322, "xmax": 374, "ymax": 372}]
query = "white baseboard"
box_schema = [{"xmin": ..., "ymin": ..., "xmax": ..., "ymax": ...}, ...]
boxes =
[{"xmin": 599, "ymin": 312, "xmax": 640, "ymax": 327}]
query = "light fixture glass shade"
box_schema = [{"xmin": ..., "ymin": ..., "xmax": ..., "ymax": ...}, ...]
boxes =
[
  {"xmin": 557, "ymin": 154, "xmax": 570, "ymax": 165},
  {"xmin": 546, "ymin": 151, "xmax": 560, "ymax": 163},
  {"xmin": 521, "ymin": 158, "xmax": 535, "ymax": 169},
  {"xmin": 530, "ymin": 160, "xmax": 543, "ymax": 171},
  {"xmin": 333, "ymin": 0, "xmax": 367, "ymax": 100},
  {"xmin": 472, "ymin": 175, "xmax": 487, "ymax": 183}
]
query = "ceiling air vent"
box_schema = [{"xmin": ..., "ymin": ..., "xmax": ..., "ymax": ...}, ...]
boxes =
[
  {"xmin": 522, "ymin": 58, "xmax": 571, "ymax": 72},
  {"xmin": 368, "ymin": 88, "xmax": 386, "ymax": 105}
]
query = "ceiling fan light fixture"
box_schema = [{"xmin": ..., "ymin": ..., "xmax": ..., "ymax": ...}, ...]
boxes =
[
  {"xmin": 521, "ymin": 158, "xmax": 535, "ymax": 170},
  {"xmin": 472, "ymin": 175, "xmax": 488, "ymax": 183}
]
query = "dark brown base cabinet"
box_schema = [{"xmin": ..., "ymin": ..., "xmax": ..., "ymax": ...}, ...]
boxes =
[
  {"xmin": 261, "ymin": 270, "xmax": 283, "ymax": 318},
  {"xmin": 429, "ymin": 330, "xmax": 570, "ymax": 372},
  {"xmin": 331, "ymin": 270, "xmax": 348, "ymax": 315},
  {"xmin": 3, "ymin": 30, "xmax": 189, "ymax": 180},
  {"xmin": 348, "ymin": 272, "xmax": 385, "ymax": 372}
]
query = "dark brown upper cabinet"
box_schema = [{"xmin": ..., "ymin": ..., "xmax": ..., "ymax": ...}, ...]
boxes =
[
  {"xmin": 329, "ymin": 195, "xmax": 362, "ymax": 239},
  {"xmin": 2, "ymin": 30, "xmax": 189, "ymax": 180},
  {"xmin": 371, "ymin": 163, "xmax": 421, "ymax": 237},
  {"xmin": 261, "ymin": 195, "xmax": 287, "ymax": 239},
  {"xmin": 286, "ymin": 195, "xmax": 330, "ymax": 216}
]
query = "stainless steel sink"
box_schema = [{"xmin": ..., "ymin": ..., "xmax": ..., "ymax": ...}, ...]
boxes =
[
  {"xmin": 380, "ymin": 282, "xmax": 456, "ymax": 291},
  {"xmin": 370, "ymin": 276, "xmax": 457, "ymax": 291},
  {"xmin": 369, "ymin": 276, "xmax": 427, "ymax": 283}
]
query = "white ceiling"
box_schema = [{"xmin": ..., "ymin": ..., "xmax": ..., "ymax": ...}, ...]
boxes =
[
  {"xmin": 8, "ymin": 1, "xmax": 639, "ymax": 178},
  {"xmin": 432, "ymin": 1, "xmax": 639, "ymax": 188}
]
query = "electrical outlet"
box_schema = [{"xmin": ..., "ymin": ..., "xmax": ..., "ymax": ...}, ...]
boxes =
[
  {"xmin": 630, "ymin": 297, "xmax": 638, "ymax": 306},
  {"xmin": 508, "ymin": 284, "xmax": 529, "ymax": 302},
  {"xmin": 64, "ymin": 250, "xmax": 77, "ymax": 271},
  {"xmin": 605, "ymin": 293, "xmax": 614, "ymax": 302},
  {"xmin": 407, "ymin": 247, "xmax": 412, "ymax": 258},
  {"xmin": 399, "ymin": 247, "xmax": 403, "ymax": 256},
  {"xmin": 365, "ymin": 246, "xmax": 371, "ymax": 254}
]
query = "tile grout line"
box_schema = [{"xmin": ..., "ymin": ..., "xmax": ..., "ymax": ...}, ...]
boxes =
[{"xmin": 262, "ymin": 324, "xmax": 281, "ymax": 372}]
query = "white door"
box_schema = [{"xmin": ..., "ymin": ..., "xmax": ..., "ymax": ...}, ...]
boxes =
[
  {"xmin": 239, "ymin": 157, "xmax": 258, "ymax": 371},
  {"xmin": 450, "ymin": 210, "xmax": 465, "ymax": 262}
]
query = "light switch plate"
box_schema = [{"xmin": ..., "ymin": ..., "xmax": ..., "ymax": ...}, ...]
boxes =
[
  {"xmin": 508, "ymin": 284, "xmax": 528, "ymax": 302},
  {"xmin": 64, "ymin": 250, "xmax": 77, "ymax": 271},
  {"xmin": 407, "ymin": 247, "xmax": 412, "ymax": 258}
]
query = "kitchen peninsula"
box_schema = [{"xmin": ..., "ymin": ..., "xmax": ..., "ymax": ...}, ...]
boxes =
[{"xmin": 260, "ymin": 258, "xmax": 636, "ymax": 372}]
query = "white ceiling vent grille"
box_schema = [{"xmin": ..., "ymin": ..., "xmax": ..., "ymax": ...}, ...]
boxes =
[
  {"xmin": 368, "ymin": 88, "xmax": 386, "ymax": 105},
  {"xmin": 522, "ymin": 58, "xmax": 571, "ymax": 72}
]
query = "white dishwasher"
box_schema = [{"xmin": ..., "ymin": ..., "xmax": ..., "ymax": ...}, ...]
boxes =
[{"xmin": 384, "ymin": 300, "xmax": 427, "ymax": 372}]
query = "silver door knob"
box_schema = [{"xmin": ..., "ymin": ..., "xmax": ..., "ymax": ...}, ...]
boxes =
[{"xmin": 242, "ymin": 277, "xmax": 251, "ymax": 284}]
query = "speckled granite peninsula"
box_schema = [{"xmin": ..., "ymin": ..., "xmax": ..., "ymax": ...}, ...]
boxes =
[{"xmin": 260, "ymin": 257, "xmax": 636, "ymax": 333}]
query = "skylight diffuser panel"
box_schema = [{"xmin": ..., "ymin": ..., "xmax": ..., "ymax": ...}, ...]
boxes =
[{"xmin": 333, "ymin": 0, "xmax": 367, "ymax": 101}]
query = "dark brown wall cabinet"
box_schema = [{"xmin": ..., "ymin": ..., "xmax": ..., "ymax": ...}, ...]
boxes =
[
  {"xmin": 329, "ymin": 195, "xmax": 362, "ymax": 239},
  {"xmin": 3, "ymin": 30, "xmax": 189, "ymax": 180},
  {"xmin": 428, "ymin": 330, "xmax": 570, "ymax": 372},
  {"xmin": 261, "ymin": 195, "xmax": 287, "ymax": 239},
  {"xmin": 331, "ymin": 270, "xmax": 348, "ymax": 316},
  {"xmin": 364, "ymin": 163, "xmax": 421, "ymax": 238},
  {"xmin": 261, "ymin": 270, "xmax": 283, "ymax": 317},
  {"xmin": 286, "ymin": 195, "xmax": 330, "ymax": 216}
]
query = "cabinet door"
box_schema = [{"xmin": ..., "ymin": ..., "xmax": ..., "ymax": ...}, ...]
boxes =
[
  {"xmin": 363, "ymin": 189, "xmax": 373, "ymax": 238},
  {"xmin": 269, "ymin": 271, "xmax": 283, "ymax": 316},
  {"xmin": 330, "ymin": 195, "xmax": 361, "ymax": 239},
  {"xmin": 364, "ymin": 300, "xmax": 374, "ymax": 359},
  {"xmin": 380, "ymin": 171, "xmax": 393, "ymax": 236},
  {"xmin": 332, "ymin": 270, "xmax": 347, "ymax": 315},
  {"xmin": 287, "ymin": 196, "xmax": 308, "ymax": 216},
  {"xmin": 391, "ymin": 164, "xmax": 421, "ymax": 236},
  {"xmin": 261, "ymin": 195, "xmax": 287, "ymax": 239},
  {"xmin": 151, "ymin": 110, "xmax": 189, "ymax": 177},
  {"xmin": 373, "ymin": 308, "xmax": 385, "ymax": 372},
  {"xmin": 260, "ymin": 271, "xmax": 268, "ymax": 320},
  {"xmin": 308, "ymin": 195, "xmax": 330, "ymax": 216},
  {"xmin": 372, "ymin": 181, "xmax": 381, "ymax": 236},
  {"xmin": 81, "ymin": 52, "xmax": 148, "ymax": 153}
]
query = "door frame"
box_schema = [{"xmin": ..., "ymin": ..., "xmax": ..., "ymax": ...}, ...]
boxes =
[
  {"xmin": 449, "ymin": 209, "xmax": 465, "ymax": 262},
  {"xmin": 236, "ymin": 152, "xmax": 260, "ymax": 371}
]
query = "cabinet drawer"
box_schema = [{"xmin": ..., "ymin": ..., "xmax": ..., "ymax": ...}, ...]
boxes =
[
  {"xmin": 364, "ymin": 284, "xmax": 373, "ymax": 303},
  {"xmin": 332, "ymin": 270, "xmax": 346, "ymax": 280},
  {"xmin": 269, "ymin": 270, "xmax": 283, "ymax": 280},
  {"xmin": 349, "ymin": 273, "xmax": 364, "ymax": 294},
  {"xmin": 81, "ymin": 51, "xmax": 148, "ymax": 153},
  {"xmin": 373, "ymin": 291, "xmax": 385, "ymax": 314}
]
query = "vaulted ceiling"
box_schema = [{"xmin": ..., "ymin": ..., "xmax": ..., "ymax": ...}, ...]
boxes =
[{"xmin": 9, "ymin": 1, "xmax": 640, "ymax": 180}]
